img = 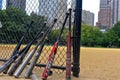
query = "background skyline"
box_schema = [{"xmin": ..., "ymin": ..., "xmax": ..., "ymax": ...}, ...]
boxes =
[
  {"xmin": 83, "ymin": 0, "xmax": 100, "ymax": 25},
  {"xmin": 2, "ymin": 0, "xmax": 100, "ymax": 25}
]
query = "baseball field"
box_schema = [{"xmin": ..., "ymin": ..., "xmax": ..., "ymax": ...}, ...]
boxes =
[{"xmin": 0, "ymin": 47, "xmax": 120, "ymax": 80}]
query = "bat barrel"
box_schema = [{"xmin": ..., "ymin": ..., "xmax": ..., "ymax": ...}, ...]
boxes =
[
  {"xmin": 31, "ymin": 73, "xmax": 39, "ymax": 80},
  {"xmin": 13, "ymin": 50, "xmax": 34, "ymax": 77},
  {"xmin": 24, "ymin": 51, "xmax": 40, "ymax": 78}
]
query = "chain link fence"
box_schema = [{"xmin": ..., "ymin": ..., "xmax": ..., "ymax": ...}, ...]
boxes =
[{"xmin": 0, "ymin": 0, "xmax": 76, "ymax": 75}]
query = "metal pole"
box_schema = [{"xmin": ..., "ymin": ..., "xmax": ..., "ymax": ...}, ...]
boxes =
[{"xmin": 72, "ymin": 0, "xmax": 82, "ymax": 77}]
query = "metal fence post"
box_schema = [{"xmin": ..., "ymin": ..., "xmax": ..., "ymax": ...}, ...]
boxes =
[{"xmin": 72, "ymin": 0, "xmax": 82, "ymax": 77}]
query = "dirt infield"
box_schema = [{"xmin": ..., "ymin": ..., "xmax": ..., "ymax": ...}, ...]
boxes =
[{"xmin": 0, "ymin": 47, "xmax": 120, "ymax": 80}]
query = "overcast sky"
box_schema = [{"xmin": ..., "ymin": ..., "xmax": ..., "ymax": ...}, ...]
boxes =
[{"xmin": 83, "ymin": 0, "xmax": 100, "ymax": 24}]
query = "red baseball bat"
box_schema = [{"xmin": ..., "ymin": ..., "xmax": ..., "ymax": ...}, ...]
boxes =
[
  {"xmin": 42, "ymin": 12, "xmax": 69, "ymax": 80},
  {"xmin": 66, "ymin": 8, "xmax": 72, "ymax": 80}
]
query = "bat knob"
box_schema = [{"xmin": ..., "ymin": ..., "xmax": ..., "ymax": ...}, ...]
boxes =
[
  {"xmin": 54, "ymin": 18, "xmax": 57, "ymax": 22},
  {"xmin": 3, "ymin": 71, "xmax": 7, "ymax": 74},
  {"xmin": 31, "ymin": 20, "xmax": 34, "ymax": 23},
  {"xmin": 66, "ymin": 12, "xmax": 69, "ymax": 15},
  {"xmin": 69, "ymin": 8, "xmax": 72, "ymax": 11},
  {"xmin": 47, "ymin": 70, "xmax": 53, "ymax": 76}
]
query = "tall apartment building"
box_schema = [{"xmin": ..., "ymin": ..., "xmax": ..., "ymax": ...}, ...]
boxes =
[
  {"xmin": 82, "ymin": 10, "xmax": 94, "ymax": 26},
  {"xmin": 98, "ymin": 0, "xmax": 111, "ymax": 29},
  {"xmin": 6, "ymin": 0, "xmax": 26, "ymax": 11},
  {"xmin": 0, "ymin": 0, "xmax": 2, "ymax": 9},
  {"xmin": 110, "ymin": 0, "xmax": 120, "ymax": 26},
  {"xmin": 38, "ymin": 0, "xmax": 67, "ymax": 22}
]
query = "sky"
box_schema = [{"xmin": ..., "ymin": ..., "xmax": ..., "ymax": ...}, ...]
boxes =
[{"xmin": 83, "ymin": 0, "xmax": 100, "ymax": 25}]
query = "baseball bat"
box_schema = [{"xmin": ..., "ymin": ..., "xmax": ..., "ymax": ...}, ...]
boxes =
[
  {"xmin": 66, "ymin": 8, "xmax": 72, "ymax": 80},
  {"xmin": 31, "ymin": 73, "xmax": 39, "ymax": 80},
  {"xmin": 14, "ymin": 19, "xmax": 56, "ymax": 77},
  {"xmin": 42, "ymin": 13, "xmax": 69, "ymax": 80},
  {"xmin": 24, "ymin": 19, "xmax": 57, "ymax": 78},
  {"xmin": 3, "ymin": 21, "xmax": 33, "ymax": 74},
  {"xmin": 7, "ymin": 23, "xmax": 46, "ymax": 76}
]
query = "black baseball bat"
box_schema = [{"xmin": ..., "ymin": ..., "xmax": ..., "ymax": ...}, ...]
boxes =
[
  {"xmin": 42, "ymin": 13, "xmax": 69, "ymax": 80},
  {"xmin": 7, "ymin": 23, "xmax": 46, "ymax": 76},
  {"xmin": 24, "ymin": 19, "xmax": 57, "ymax": 78},
  {"xmin": 3, "ymin": 21, "xmax": 33, "ymax": 74}
]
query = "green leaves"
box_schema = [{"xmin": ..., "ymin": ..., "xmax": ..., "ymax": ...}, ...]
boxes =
[
  {"xmin": 81, "ymin": 22, "xmax": 120, "ymax": 47},
  {"xmin": 0, "ymin": 7, "xmax": 46, "ymax": 44},
  {"xmin": 0, "ymin": 7, "xmax": 28, "ymax": 31},
  {"xmin": 0, "ymin": 6, "xmax": 46, "ymax": 32},
  {"xmin": 81, "ymin": 24, "xmax": 103, "ymax": 47},
  {"xmin": 108, "ymin": 22, "xmax": 120, "ymax": 47}
]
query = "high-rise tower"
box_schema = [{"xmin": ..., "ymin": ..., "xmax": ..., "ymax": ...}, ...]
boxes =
[
  {"xmin": 38, "ymin": 0, "xmax": 67, "ymax": 22},
  {"xmin": 111, "ymin": 0, "xmax": 120, "ymax": 26},
  {"xmin": 98, "ymin": 0, "xmax": 111, "ymax": 29},
  {"xmin": 6, "ymin": 0, "xmax": 26, "ymax": 11},
  {"xmin": 0, "ymin": 0, "xmax": 2, "ymax": 9}
]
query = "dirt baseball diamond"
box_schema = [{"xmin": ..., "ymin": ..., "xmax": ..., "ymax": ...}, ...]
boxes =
[{"xmin": 0, "ymin": 47, "xmax": 120, "ymax": 80}]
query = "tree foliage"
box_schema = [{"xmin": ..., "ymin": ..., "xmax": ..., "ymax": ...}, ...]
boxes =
[
  {"xmin": 81, "ymin": 22, "xmax": 120, "ymax": 47},
  {"xmin": 108, "ymin": 22, "xmax": 120, "ymax": 47},
  {"xmin": 0, "ymin": 7, "xmax": 29, "ymax": 31},
  {"xmin": 1, "ymin": 7, "xmax": 120, "ymax": 47},
  {"xmin": 29, "ymin": 12, "xmax": 47, "ymax": 32},
  {"xmin": 0, "ymin": 7, "xmax": 46, "ymax": 44},
  {"xmin": 81, "ymin": 24, "xmax": 103, "ymax": 47}
]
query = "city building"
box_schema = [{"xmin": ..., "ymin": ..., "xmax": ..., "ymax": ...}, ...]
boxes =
[
  {"xmin": 6, "ymin": 0, "xmax": 26, "ymax": 11},
  {"xmin": 110, "ymin": 0, "xmax": 120, "ymax": 26},
  {"xmin": 82, "ymin": 10, "xmax": 94, "ymax": 26},
  {"xmin": 97, "ymin": 0, "xmax": 111, "ymax": 29},
  {"xmin": 38, "ymin": 0, "xmax": 67, "ymax": 23},
  {"xmin": 0, "ymin": 0, "xmax": 2, "ymax": 9}
]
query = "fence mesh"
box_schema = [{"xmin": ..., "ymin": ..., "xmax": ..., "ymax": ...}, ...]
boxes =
[{"xmin": 0, "ymin": 0, "xmax": 76, "ymax": 76}]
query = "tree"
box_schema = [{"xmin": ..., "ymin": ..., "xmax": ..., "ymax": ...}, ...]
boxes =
[
  {"xmin": 109, "ymin": 21, "xmax": 120, "ymax": 47},
  {"xmin": 0, "ymin": 7, "xmax": 46, "ymax": 44},
  {"xmin": 81, "ymin": 24, "xmax": 104, "ymax": 47},
  {"xmin": 30, "ymin": 12, "xmax": 47, "ymax": 32},
  {"xmin": 0, "ymin": 6, "xmax": 29, "ymax": 31},
  {"xmin": 104, "ymin": 29, "xmax": 118, "ymax": 47}
]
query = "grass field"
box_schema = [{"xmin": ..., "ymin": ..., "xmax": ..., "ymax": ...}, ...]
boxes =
[{"xmin": 0, "ymin": 47, "xmax": 120, "ymax": 80}]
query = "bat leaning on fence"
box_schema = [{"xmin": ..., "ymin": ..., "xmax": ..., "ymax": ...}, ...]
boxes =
[
  {"xmin": 66, "ymin": 8, "xmax": 72, "ymax": 80},
  {"xmin": 0, "ymin": 22, "xmax": 45, "ymax": 73},
  {"xmin": 3, "ymin": 21, "xmax": 34, "ymax": 74},
  {"xmin": 7, "ymin": 23, "xmax": 46, "ymax": 76},
  {"xmin": 42, "ymin": 13, "xmax": 69, "ymax": 80},
  {"xmin": 14, "ymin": 19, "xmax": 57, "ymax": 78},
  {"xmin": 31, "ymin": 73, "xmax": 39, "ymax": 80}
]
